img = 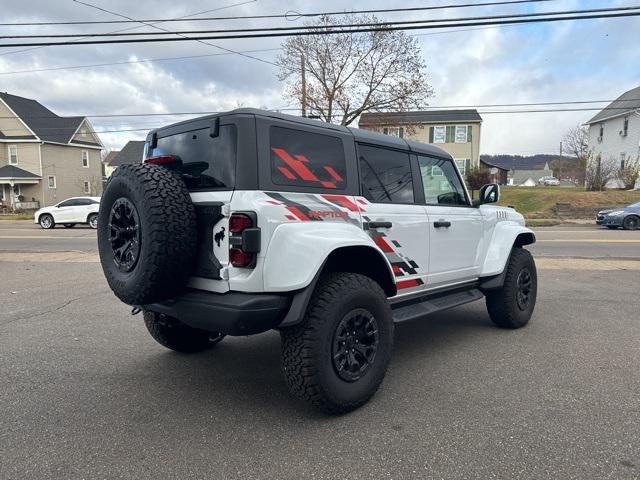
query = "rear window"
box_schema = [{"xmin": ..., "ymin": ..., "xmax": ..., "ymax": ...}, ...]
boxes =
[
  {"xmin": 270, "ymin": 126, "xmax": 346, "ymax": 190},
  {"xmin": 147, "ymin": 124, "xmax": 237, "ymax": 191}
]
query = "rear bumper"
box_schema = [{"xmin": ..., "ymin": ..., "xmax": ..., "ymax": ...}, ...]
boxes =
[{"xmin": 143, "ymin": 290, "xmax": 292, "ymax": 336}]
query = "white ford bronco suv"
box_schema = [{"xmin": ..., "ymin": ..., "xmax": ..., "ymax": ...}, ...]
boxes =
[{"xmin": 98, "ymin": 108, "xmax": 537, "ymax": 414}]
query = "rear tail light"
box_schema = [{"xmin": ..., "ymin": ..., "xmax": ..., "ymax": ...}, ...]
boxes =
[
  {"xmin": 143, "ymin": 155, "xmax": 180, "ymax": 166},
  {"xmin": 228, "ymin": 212, "xmax": 260, "ymax": 268},
  {"xmin": 229, "ymin": 213, "xmax": 253, "ymax": 234}
]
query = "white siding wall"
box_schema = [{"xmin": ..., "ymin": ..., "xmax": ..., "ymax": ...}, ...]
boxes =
[{"xmin": 588, "ymin": 113, "xmax": 640, "ymax": 169}]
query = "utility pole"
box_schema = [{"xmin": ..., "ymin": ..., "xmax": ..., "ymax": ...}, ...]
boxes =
[{"xmin": 300, "ymin": 53, "xmax": 307, "ymax": 118}]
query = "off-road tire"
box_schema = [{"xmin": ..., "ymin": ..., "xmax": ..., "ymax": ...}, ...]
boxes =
[
  {"xmin": 623, "ymin": 216, "xmax": 639, "ymax": 230},
  {"xmin": 97, "ymin": 163, "xmax": 197, "ymax": 305},
  {"xmin": 486, "ymin": 247, "xmax": 537, "ymax": 329},
  {"xmin": 63, "ymin": 223, "xmax": 75, "ymax": 228},
  {"xmin": 280, "ymin": 272, "xmax": 393, "ymax": 415},
  {"xmin": 39, "ymin": 214, "xmax": 55, "ymax": 229},
  {"xmin": 143, "ymin": 311, "xmax": 224, "ymax": 353}
]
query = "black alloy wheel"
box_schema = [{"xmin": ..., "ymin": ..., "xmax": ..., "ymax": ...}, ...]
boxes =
[
  {"xmin": 109, "ymin": 197, "xmax": 141, "ymax": 273},
  {"xmin": 332, "ymin": 308, "xmax": 379, "ymax": 382},
  {"xmin": 515, "ymin": 268, "xmax": 533, "ymax": 310}
]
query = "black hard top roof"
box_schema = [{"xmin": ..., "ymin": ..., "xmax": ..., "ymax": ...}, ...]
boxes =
[{"xmin": 149, "ymin": 108, "xmax": 451, "ymax": 159}]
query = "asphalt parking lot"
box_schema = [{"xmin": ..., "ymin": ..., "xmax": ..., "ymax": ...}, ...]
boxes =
[{"xmin": 1, "ymin": 221, "xmax": 639, "ymax": 479}]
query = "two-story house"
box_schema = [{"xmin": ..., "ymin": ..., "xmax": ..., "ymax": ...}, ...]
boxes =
[
  {"xmin": 0, "ymin": 92, "xmax": 103, "ymax": 209},
  {"xmin": 586, "ymin": 85, "xmax": 640, "ymax": 189},
  {"xmin": 358, "ymin": 110, "xmax": 483, "ymax": 176}
]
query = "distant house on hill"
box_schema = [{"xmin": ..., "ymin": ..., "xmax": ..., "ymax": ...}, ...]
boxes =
[
  {"xmin": 0, "ymin": 92, "xmax": 103, "ymax": 209},
  {"xmin": 508, "ymin": 162, "xmax": 553, "ymax": 186},
  {"xmin": 585, "ymin": 85, "xmax": 640, "ymax": 189},
  {"xmin": 103, "ymin": 140, "xmax": 145, "ymax": 177}
]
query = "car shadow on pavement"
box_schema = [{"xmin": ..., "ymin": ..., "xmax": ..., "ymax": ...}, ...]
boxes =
[{"xmin": 116, "ymin": 302, "xmax": 499, "ymax": 419}]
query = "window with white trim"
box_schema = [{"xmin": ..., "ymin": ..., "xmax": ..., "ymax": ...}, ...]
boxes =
[
  {"xmin": 82, "ymin": 150, "xmax": 89, "ymax": 167},
  {"xmin": 455, "ymin": 159, "xmax": 471, "ymax": 176},
  {"xmin": 8, "ymin": 145, "xmax": 18, "ymax": 165},
  {"xmin": 83, "ymin": 181, "xmax": 91, "ymax": 194},
  {"xmin": 48, "ymin": 175, "xmax": 56, "ymax": 188},
  {"xmin": 429, "ymin": 125, "xmax": 472, "ymax": 143},
  {"xmin": 382, "ymin": 127, "xmax": 404, "ymax": 138}
]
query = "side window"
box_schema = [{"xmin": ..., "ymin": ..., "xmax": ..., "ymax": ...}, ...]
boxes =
[
  {"xmin": 358, "ymin": 144, "xmax": 414, "ymax": 204},
  {"xmin": 270, "ymin": 126, "xmax": 346, "ymax": 190},
  {"xmin": 418, "ymin": 155, "xmax": 468, "ymax": 206},
  {"xmin": 58, "ymin": 199, "xmax": 77, "ymax": 207}
]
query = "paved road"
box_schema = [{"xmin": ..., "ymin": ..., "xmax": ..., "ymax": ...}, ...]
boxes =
[
  {"xmin": 1, "ymin": 260, "xmax": 639, "ymax": 479},
  {"xmin": 1, "ymin": 218, "xmax": 640, "ymax": 478},
  {"xmin": 1, "ymin": 221, "xmax": 639, "ymax": 258}
]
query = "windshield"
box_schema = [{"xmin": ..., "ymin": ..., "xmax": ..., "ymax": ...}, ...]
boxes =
[{"xmin": 146, "ymin": 124, "xmax": 237, "ymax": 191}]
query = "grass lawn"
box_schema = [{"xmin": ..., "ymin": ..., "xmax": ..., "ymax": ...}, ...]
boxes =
[
  {"xmin": 0, "ymin": 213, "xmax": 34, "ymax": 220},
  {"xmin": 496, "ymin": 186, "xmax": 640, "ymax": 218}
]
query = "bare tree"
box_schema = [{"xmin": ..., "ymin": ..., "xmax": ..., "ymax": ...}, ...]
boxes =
[
  {"xmin": 585, "ymin": 155, "xmax": 617, "ymax": 191},
  {"xmin": 561, "ymin": 124, "xmax": 591, "ymax": 185},
  {"xmin": 276, "ymin": 14, "xmax": 433, "ymax": 125},
  {"xmin": 619, "ymin": 156, "xmax": 640, "ymax": 189}
]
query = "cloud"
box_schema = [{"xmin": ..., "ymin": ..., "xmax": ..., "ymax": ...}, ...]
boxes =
[{"xmin": 0, "ymin": 0, "xmax": 638, "ymax": 154}]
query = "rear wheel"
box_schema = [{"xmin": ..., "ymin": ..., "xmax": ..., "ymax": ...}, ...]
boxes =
[
  {"xmin": 88, "ymin": 214, "xmax": 98, "ymax": 229},
  {"xmin": 623, "ymin": 216, "xmax": 639, "ymax": 230},
  {"xmin": 63, "ymin": 223, "xmax": 75, "ymax": 228},
  {"xmin": 485, "ymin": 248, "xmax": 537, "ymax": 329},
  {"xmin": 39, "ymin": 214, "xmax": 55, "ymax": 229},
  {"xmin": 280, "ymin": 273, "xmax": 393, "ymax": 414},
  {"xmin": 143, "ymin": 311, "xmax": 225, "ymax": 353}
]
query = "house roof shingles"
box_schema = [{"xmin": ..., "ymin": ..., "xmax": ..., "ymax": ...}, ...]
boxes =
[
  {"xmin": 586, "ymin": 85, "xmax": 640, "ymax": 124},
  {"xmin": 0, "ymin": 92, "xmax": 100, "ymax": 146},
  {"xmin": 108, "ymin": 141, "xmax": 145, "ymax": 166},
  {"xmin": 0, "ymin": 164, "xmax": 41, "ymax": 179},
  {"xmin": 359, "ymin": 109, "xmax": 482, "ymax": 126}
]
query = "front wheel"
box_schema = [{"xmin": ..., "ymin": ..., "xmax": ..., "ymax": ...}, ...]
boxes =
[
  {"xmin": 39, "ymin": 214, "xmax": 55, "ymax": 229},
  {"xmin": 485, "ymin": 248, "xmax": 537, "ymax": 329},
  {"xmin": 280, "ymin": 272, "xmax": 393, "ymax": 414},
  {"xmin": 623, "ymin": 216, "xmax": 639, "ymax": 231},
  {"xmin": 143, "ymin": 311, "xmax": 225, "ymax": 353}
]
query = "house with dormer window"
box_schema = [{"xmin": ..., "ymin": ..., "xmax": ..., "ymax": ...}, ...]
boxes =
[{"xmin": 0, "ymin": 92, "xmax": 103, "ymax": 209}]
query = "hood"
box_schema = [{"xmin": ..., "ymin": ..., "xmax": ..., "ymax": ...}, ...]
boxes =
[{"xmin": 598, "ymin": 209, "xmax": 614, "ymax": 215}]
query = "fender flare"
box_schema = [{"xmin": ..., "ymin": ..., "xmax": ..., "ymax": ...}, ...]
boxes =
[
  {"xmin": 263, "ymin": 222, "xmax": 395, "ymax": 292},
  {"xmin": 479, "ymin": 222, "xmax": 536, "ymax": 290}
]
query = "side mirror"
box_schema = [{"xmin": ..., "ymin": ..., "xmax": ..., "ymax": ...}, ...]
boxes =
[{"xmin": 475, "ymin": 183, "xmax": 500, "ymax": 206}]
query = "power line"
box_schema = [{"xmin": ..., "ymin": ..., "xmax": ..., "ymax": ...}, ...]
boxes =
[
  {"xmin": 0, "ymin": 0, "xmax": 555, "ymax": 27},
  {"xmin": 0, "ymin": 0, "xmax": 257, "ymax": 57},
  {"xmin": 4, "ymin": 5, "xmax": 638, "ymax": 39},
  {"xmin": 2, "ymin": 9, "xmax": 639, "ymax": 47},
  {"xmin": 0, "ymin": 105, "xmax": 636, "ymax": 137},
  {"xmin": 0, "ymin": 48, "xmax": 281, "ymax": 76},
  {"xmin": 71, "ymin": 0, "xmax": 281, "ymax": 70}
]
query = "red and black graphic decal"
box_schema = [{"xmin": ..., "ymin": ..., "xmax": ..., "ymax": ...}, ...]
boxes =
[
  {"xmin": 265, "ymin": 192, "xmax": 355, "ymax": 222},
  {"xmin": 363, "ymin": 215, "xmax": 423, "ymax": 290},
  {"xmin": 271, "ymin": 147, "xmax": 346, "ymax": 190}
]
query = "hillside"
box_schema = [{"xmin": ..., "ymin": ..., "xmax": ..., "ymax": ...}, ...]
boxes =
[{"xmin": 481, "ymin": 154, "xmax": 579, "ymax": 170}]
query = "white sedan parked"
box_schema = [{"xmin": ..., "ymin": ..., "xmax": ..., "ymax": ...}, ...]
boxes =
[{"xmin": 34, "ymin": 197, "xmax": 101, "ymax": 229}]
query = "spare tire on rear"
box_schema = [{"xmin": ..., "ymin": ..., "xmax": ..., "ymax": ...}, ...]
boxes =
[{"xmin": 98, "ymin": 163, "xmax": 197, "ymax": 305}]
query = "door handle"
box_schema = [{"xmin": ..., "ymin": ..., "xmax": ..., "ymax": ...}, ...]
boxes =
[
  {"xmin": 433, "ymin": 220, "xmax": 451, "ymax": 228},
  {"xmin": 366, "ymin": 221, "xmax": 393, "ymax": 229}
]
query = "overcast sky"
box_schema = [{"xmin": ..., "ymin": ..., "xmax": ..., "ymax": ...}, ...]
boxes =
[{"xmin": 0, "ymin": 0, "xmax": 638, "ymax": 155}]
